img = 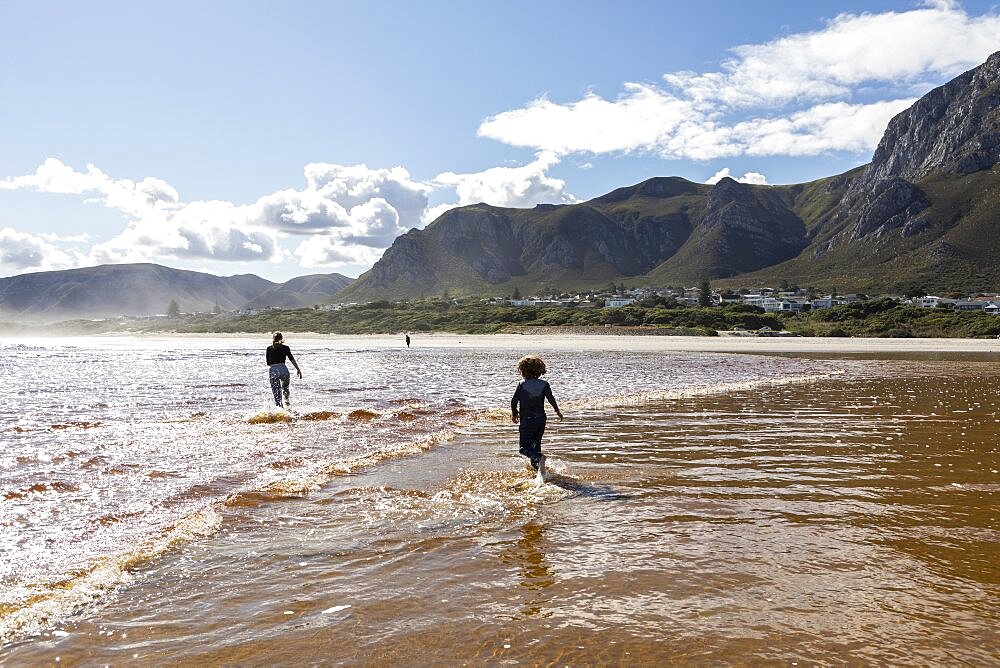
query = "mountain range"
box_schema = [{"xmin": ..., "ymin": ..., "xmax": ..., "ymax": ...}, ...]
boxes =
[
  {"xmin": 3, "ymin": 51, "xmax": 998, "ymax": 319},
  {"xmin": 0, "ymin": 263, "xmax": 351, "ymax": 321},
  {"xmin": 337, "ymin": 50, "xmax": 1000, "ymax": 300}
]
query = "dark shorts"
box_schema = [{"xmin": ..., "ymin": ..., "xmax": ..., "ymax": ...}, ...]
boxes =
[{"xmin": 518, "ymin": 415, "xmax": 546, "ymax": 461}]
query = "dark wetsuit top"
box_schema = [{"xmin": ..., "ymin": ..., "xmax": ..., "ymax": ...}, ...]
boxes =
[
  {"xmin": 511, "ymin": 378, "xmax": 559, "ymax": 419},
  {"xmin": 266, "ymin": 344, "xmax": 296, "ymax": 366}
]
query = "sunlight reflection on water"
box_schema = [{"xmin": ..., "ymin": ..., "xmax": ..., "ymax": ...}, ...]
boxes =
[
  {"xmin": 1, "ymin": 336, "xmax": 832, "ymax": 642},
  {"xmin": 3, "ymin": 338, "xmax": 997, "ymax": 664}
]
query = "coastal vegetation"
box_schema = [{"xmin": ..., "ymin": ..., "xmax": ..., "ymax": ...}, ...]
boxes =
[
  {"xmin": 34, "ymin": 297, "xmax": 1000, "ymax": 338},
  {"xmin": 784, "ymin": 298, "xmax": 1000, "ymax": 338}
]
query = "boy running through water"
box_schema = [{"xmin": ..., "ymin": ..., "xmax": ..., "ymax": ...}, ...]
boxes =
[{"xmin": 511, "ymin": 355, "xmax": 563, "ymax": 476}]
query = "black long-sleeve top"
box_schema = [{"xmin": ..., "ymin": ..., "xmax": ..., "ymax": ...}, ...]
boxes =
[
  {"xmin": 511, "ymin": 378, "xmax": 559, "ymax": 419},
  {"xmin": 266, "ymin": 343, "xmax": 296, "ymax": 365}
]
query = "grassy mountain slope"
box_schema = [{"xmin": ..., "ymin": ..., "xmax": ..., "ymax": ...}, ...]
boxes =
[
  {"xmin": 338, "ymin": 179, "xmax": 708, "ymax": 300},
  {"xmin": 644, "ymin": 178, "xmax": 809, "ymax": 285},
  {"xmin": 0, "ymin": 263, "xmax": 277, "ymax": 320},
  {"xmin": 737, "ymin": 166, "xmax": 1000, "ymax": 292},
  {"xmin": 245, "ymin": 273, "xmax": 353, "ymax": 308},
  {"xmin": 0, "ymin": 264, "xmax": 363, "ymax": 320}
]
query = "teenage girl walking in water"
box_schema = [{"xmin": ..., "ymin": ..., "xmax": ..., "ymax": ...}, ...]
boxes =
[
  {"xmin": 266, "ymin": 332, "xmax": 302, "ymax": 408},
  {"xmin": 511, "ymin": 355, "xmax": 563, "ymax": 475}
]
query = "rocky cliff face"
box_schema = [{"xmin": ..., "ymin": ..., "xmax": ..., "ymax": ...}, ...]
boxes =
[
  {"xmin": 850, "ymin": 177, "xmax": 931, "ymax": 240},
  {"xmin": 829, "ymin": 51, "xmax": 1000, "ymax": 241},
  {"xmin": 437, "ymin": 208, "xmax": 524, "ymax": 282},
  {"xmin": 365, "ymin": 231, "xmax": 438, "ymax": 293},
  {"xmin": 861, "ymin": 51, "xmax": 1000, "ymax": 186},
  {"xmin": 701, "ymin": 178, "xmax": 805, "ymax": 252}
]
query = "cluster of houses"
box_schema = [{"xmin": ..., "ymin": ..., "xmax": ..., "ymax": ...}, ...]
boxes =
[
  {"xmin": 741, "ymin": 292, "xmax": 1000, "ymax": 314},
  {"xmin": 227, "ymin": 302, "xmax": 357, "ymax": 317},
  {"xmin": 498, "ymin": 287, "xmax": 1000, "ymax": 314},
  {"xmin": 917, "ymin": 295, "xmax": 1000, "ymax": 313},
  {"xmin": 746, "ymin": 292, "xmax": 1000, "ymax": 314}
]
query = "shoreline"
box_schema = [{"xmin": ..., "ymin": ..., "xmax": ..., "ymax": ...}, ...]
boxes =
[{"xmin": 10, "ymin": 331, "xmax": 1000, "ymax": 355}]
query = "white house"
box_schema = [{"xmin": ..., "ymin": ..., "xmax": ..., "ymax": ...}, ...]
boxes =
[
  {"xmin": 742, "ymin": 294, "xmax": 765, "ymax": 308},
  {"xmin": 920, "ymin": 296, "xmax": 957, "ymax": 308},
  {"xmin": 605, "ymin": 297, "xmax": 636, "ymax": 308},
  {"xmin": 984, "ymin": 302, "xmax": 1000, "ymax": 315},
  {"xmin": 810, "ymin": 297, "xmax": 845, "ymax": 310},
  {"xmin": 778, "ymin": 299, "xmax": 806, "ymax": 313},
  {"xmin": 953, "ymin": 301, "xmax": 988, "ymax": 312},
  {"xmin": 761, "ymin": 297, "xmax": 784, "ymax": 313}
]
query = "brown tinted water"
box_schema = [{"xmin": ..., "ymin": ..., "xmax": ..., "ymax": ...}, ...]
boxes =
[{"xmin": 2, "ymin": 352, "xmax": 998, "ymax": 665}]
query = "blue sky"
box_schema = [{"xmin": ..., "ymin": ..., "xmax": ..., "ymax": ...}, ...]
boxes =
[{"xmin": 1, "ymin": 0, "xmax": 998, "ymax": 281}]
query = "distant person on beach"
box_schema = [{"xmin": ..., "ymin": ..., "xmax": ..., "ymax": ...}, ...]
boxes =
[
  {"xmin": 511, "ymin": 355, "xmax": 563, "ymax": 475},
  {"xmin": 266, "ymin": 332, "xmax": 302, "ymax": 408},
  {"xmin": 405, "ymin": 333, "xmax": 411, "ymax": 348}
]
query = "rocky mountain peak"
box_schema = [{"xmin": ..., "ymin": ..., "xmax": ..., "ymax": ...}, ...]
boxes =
[
  {"xmin": 858, "ymin": 50, "xmax": 1000, "ymax": 190},
  {"xmin": 592, "ymin": 177, "xmax": 703, "ymax": 204},
  {"xmin": 706, "ymin": 177, "xmax": 755, "ymax": 210},
  {"xmin": 824, "ymin": 51, "xmax": 1000, "ymax": 242}
]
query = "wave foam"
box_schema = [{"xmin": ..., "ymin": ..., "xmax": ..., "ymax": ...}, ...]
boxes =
[
  {"xmin": 0, "ymin": 367, "xmax": 840, "ymax": 647},
  {"xmin": 0, "ymin": 507, "xmax": 222, "ymax": 648}
]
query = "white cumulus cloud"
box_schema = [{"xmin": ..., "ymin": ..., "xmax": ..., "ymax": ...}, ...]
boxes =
[
  {"xmin": 0, "ymin": 157, "xmax": 180, "ymax": 217},
  {"xmin": 428, "ymin": 152, "xmax": 577, "ymax": 222},
  {"xmin": 665, "ymin": 0, "xmax": 1000, "ymax": 108},
  {"xmin": 704, "ymin": 168, "xmax": 769, "ymax": 185},
  {"xmin": 1, "ymin": 155, "xmax": 589, "ymax": 271},
  {"xmin": 294, "ymin": 235, "xmax": 387, "ymax": 269},
  {"xmin": 1, "ymin": 159, "xmax": 434, "ymax": 270},
  {"xmin": 732, "ymin": 99, "xmax": 917, "ymax": 156},
  {"xmin": 478, "ymin": 2, "xmax": 1000, "ymax": 160},
  {"xmin": 0, "ymin": 227, "xmax": 77, "ymax": 272}
]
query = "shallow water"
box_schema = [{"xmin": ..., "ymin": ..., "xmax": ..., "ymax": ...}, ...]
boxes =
[{"xmin": 1, "ymin": 337, "xmax": 998, "ymax": 664}]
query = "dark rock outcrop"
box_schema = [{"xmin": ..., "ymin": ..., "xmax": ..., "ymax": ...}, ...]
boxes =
[
  {"xmin": 850, "ymin": 177, "xmax": 931, "ymax": 239},
  {"xmin": 700, "ymin": 178, "xmax": 807, "ymax": 270},
  {"xmin": 438, "ymin": 208, "xmax": 523, "ymax": 282},
  {"xmin": 366, "ymin": 231, "xmax": 438, "ymax": 291}
]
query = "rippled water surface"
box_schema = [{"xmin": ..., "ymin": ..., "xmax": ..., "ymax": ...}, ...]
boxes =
[{"xmin": 1, "ymin": 336, "xmax": 997, "ymax": 664}]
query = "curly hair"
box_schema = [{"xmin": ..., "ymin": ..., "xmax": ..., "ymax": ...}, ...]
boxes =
[{"xmin": 517, "ymin": 355, "xmax": 547, "ymax": 379}]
